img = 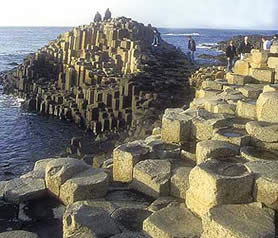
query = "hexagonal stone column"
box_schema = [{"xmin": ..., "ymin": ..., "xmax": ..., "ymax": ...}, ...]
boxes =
[
  {"xmin": 161, "ymin": 108, "xmax": 192, "ymax": 144},
  {"xmin": 196, "ymin": 140, "xmax": 239, "ymax": 164},
  {"xmin": 45, "ymin": 158, "xmax": 90, "ymax": 198},
  {"xmin": 186, "ymin": 160, "xmax": 254, "ymax": 217},
  {"xmin": 202, "ymin": 203, "xmax": 275, "ymax": 238},
  {"xmin": 143, "ymin": 205, "xmax": 203, "ymax": 238},
  {"xmin": 113, "ymin": 140, "xmax": 150, "ymax": 183},
  {"xmin": 131, "ymin": 160, "xmax": 171, "ymax": 198},
  {"xmin": 246, "ymin": 160, "xmax": 278, "ymax": 209}
]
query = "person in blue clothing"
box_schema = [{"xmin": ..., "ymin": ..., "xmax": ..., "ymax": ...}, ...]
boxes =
[{"xmin": 188, "ymin": 36, "xmax": 196, "ymax": 64}]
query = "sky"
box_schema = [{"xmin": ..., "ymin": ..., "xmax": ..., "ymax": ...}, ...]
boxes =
[{"xmin": 1, "ymin": 0, "xmax": 277, "ymax": 29}]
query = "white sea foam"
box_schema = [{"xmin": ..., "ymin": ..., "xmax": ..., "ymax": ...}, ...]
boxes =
[
  {"xmin": 164, "ymin": 33, "xmax": 200, "ymax": 37},
  {"xmin": 197, "ymin": 43, "xmax": 218, "ymax": 49}
]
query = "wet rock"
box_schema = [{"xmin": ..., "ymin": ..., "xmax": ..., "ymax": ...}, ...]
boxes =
[{"xmin": 213, "ymin": 128, "xmax": 250, "ymax": 146}]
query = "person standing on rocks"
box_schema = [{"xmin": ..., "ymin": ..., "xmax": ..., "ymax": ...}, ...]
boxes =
[
  {"xmin": 238, "ymin": 36, "xmax": 252, "ymax": 60},
  {"xmin": 262, "ymin": 37, "xmax": 271, "ymax": 51},
  {"xmin": 94, "ymin": 11, "xmax": 102, "ymax": 22},
  {"xmin": 104, "ymin": 8, "xmax": 112, "ymax": 21},
  {"xmin": 271, "ymin": 34, "xmax": 278, "ymax": 46},
  {"xmin": 188, "ymin": 36, "xmax": 196, "ymax": 65},
  {"xmin": 152, "ymin": 29, "xmax": 161, "ymax": 51},
  {"xmin": 226, "ymin": 41, "xmax": 237, "ymax": 72}
]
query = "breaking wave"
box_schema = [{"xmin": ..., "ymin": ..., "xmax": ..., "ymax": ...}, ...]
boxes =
[{"xmin": 163, "ymin": 33, "xmax": 200, "ymax": 37}]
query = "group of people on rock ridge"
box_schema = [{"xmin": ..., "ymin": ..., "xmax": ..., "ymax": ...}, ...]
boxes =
[
  {"xmin": 94, "ymin": 8, "xmax": 112, "ymax": 22},
  {"xmin": 225, "ymin": 35, "xmax": 278, "ymax": 72}
]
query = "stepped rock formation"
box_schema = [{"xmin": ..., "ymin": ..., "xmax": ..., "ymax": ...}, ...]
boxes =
[{"xmin": 1, "ymin": 17, "xmax": 190, "ymax": 135}]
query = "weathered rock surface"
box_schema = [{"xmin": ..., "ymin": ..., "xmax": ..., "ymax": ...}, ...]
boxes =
[
  {"xmin": 196, "ymin": 140, "xmax": 239, "ymax": 164},
  {"xmin": 63, "ymin": 203, "xmax": 121, "ymax": 238},
  {"xmin": 186, "ymin": 159, "xmax": 254, "ymax": 217},
  {"xmin": 0, "ymin": 231, "xmax": 39, "ymax": 238},
  {"xmin": 4, "ymin": 177, "xmax": 46, "ymax": 204},
  {"xmin": 143, "ymin": 205, "xmax": 203, "ymax": 238},
  {"xmin": 256, "ymin": 92, "xmax": 278, "ymax": 123},
  {"xmin": 113, "ymin": 141, "xmax": 150, "ymax": 183},
  {"xmin": 131, "ymin": 160, "xmax": 171, "ymax": 198},
  {"xmin": 59, "ymin": 168, "xmax": 109, "ymax": 205},
  {"xmin": 45, "ymin": 158, "xmax": 90, "ymax": 198},
  {"xmin": 246, "ymin": 121, "xmax": 278, "ymax": 142},
  {"xmin": 201, "ymin": 203, "xmax": 275, "ymax": 238}
]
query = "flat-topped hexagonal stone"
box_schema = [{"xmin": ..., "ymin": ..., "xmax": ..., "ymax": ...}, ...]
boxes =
[
  {"xmin": 236, "ymin": 100, "xmax": 256, "ymax": 120},
  {"xmin": 268, "ymin": 57, "xmax": 278, "ymax": 69},
  {"xmin": 186, "ymin": 160, "xmax": 254, "ymax": 217},
  {"xmin": 63, "ymin": 203, "xmax": 121, "ymax": 238},
  {"xmin": 245, "ymin": 160, "xmax": 278, "ymax": 209},
  {"xmin": 161, "ymin": 108, "xmax": 192, "ymax": 144},
  {"xmin": 131, "ymin": 160, "xmax": 171, "ymax": 198},
  {"xmin": 147, "ymin": 196, "xmax": 182, "ymax": 212},
  {"xmin": 196, "ymin": 89, "xmax": 221, "ymax": 99},
  {"xmin": 250, "ymin": 68, "xmax": 275, "ymax": 83},
  {"xmin": 240, "ymin": 146, "xmax": 278, "ymax": 162},
  {"xmin": 143, "ymin": 205, "xmax": 203, "ymax": 238},
  {"xmin": 246, "ymin": 121, "xmax": 278, "ymax": 143},
  {"xmin": 191, "ymin": 110, "xmax": 231, "ymax": 141},
  {"xmin": 146, "ymin": 139, "xmax": 181, "ymax": 159},
  {"xmin": 45, "ymin": 158, "xmax": 90, "ymax": 198},
  {"xmin": 4, "ymin": 177, "xmax": 46, "ymax": 204},
  {"xmin": 238, "ymin": 85, "xmax": 263, "ymax": 98},
  {"xmin": 202, "ymin": 203, "xmax": 275, "ymax": 238},
  {"xmin": 213, "ymin": 128, "xmax": 250, "ymax": 146},
  {"xmin": 226, "ymin": 73, "xmax": 254, "ymax": 85},
  {"xmin": 256, "ymin": 92, "xmax": 278, "ymax": 123},
  {"xmin": 59, "ymin": 168, "xmax": 109, "ymax": 205},
  {"xmin": 201, "ymin": 79, "xmax": 223, "ymax": 90},
  {"xmin": 196, "ymin": 140, "xmax": 239, "ymax": 164},
  {"xmin": 0, "ymin": 231, "xmax": 39, "ymax": 238},
  {"xmin": 113, "ymin": 140, "xmax": 150, "ymax": 183},
  {"xmin": 170, "ymin": 166, "xmax": 192, "ymax": 199},
  {"xmin": 263, "ymin": 84, "xmax": 278, "ymax": 93}
]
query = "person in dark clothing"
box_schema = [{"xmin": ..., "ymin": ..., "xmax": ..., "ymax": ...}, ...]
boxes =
[
  {"xmin": 226, "ymin": 41, "xmax": 237, "ymax": 72},
  {"xmin": 94, "ymin": 11, "xmax": 102, "ymax": 22},
  {"xmin": 238, "ymin": 36, "xmax": 252, "ymax": 59},
  {"xmin": 151, "ymin": 29, "xmax": 161, "ymax": 52},
  {"xmin": 104, "ymin": 8, "xmax": 112, "ymax": 20},
  {"xmin": 188, "ymin": 36, "xmax": 196, "ymax": 64}
]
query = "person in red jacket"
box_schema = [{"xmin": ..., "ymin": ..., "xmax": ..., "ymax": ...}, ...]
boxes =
[
  {"xmin": 188, "ymin": 36, "xmax": 196, "ymax": 64},
  {"xmin": 226, "ymin": 41, "xmax": 237, "ymax": 72}
]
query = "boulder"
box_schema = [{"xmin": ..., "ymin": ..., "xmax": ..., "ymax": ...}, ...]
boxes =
[
  {"xmin": 236, "ymin": 100, "xmax": 256, "ymax": 120},
  {"xmin": 233, "ymin": 60, "xmax": 250, "ymax": 76},
  {"xmin": 186, "ymin": 160, "xmax": 254, "ymax": 217},
  {"xmin": 113, "ymin": 140, "xmax": 150, "ymax": 183},
  {"xmin": 63, "ymin": 203, "xmax": 121, "ymax": 238},
  {"xmin": 59, "ymin": 168, "xmax": 109, "ymax": 205},
  {"xmin": 131, "ymin": 160, "xmax": 171, "ymax": 198},
  {"xmin": 246, "ymin": 121, "xmax": 278, "ymax": 142},
  {"xmin": 0, "ymin": 231, "xmax": 39, "ymax": 238},
  {"xmin": 256, "ymin": 92, "xmax": 278, "ymax": 123},
  {"xmin": 201, "ymin": 203, "xmax": 275, "ymax": 238},
  {"xmin": 249, "ymin": 68, "xmax": 275, "ymax": 83},
  {"xmin": 161, "ymin": 108, "xmax": 192, "ymax": 144},
  {"xmin": 4, "ymin": 177, "xmax": 46, "ymax": 204},
  {"xmin": 246, "ymin": 160, "xmax": 278, "ymax": 209},
  {"xmin": 196, "ymin": 140, "xmax": 239, "ymax": 164},
  {"xmin": 45, "ymin": 158, "xmax": 90, "ymax": 198},
  {"xmin": 143, "ymin": 205, "xmax": 203, "ymax": 238},
  {"xmin": 170, "ymin": 167, "xmax": 192, "ymax": 199}
]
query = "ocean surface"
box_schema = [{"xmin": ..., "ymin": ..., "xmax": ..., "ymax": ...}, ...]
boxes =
[{"xmin": 0, "ymin": 26, "xmax": 278, "ymax": 180}]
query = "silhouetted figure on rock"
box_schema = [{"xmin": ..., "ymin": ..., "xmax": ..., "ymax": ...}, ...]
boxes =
[
  {"xmin": 104, "ymin": 8, "xmax": 112, "ymax": 20},
  {"xmin": 94, "ymin": 11, "xmax": 102, "ymax": 22}
]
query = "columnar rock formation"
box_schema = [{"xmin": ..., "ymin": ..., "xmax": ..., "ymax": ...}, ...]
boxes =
[{"xmin": 1, "ymin": 17, "xmax": 190, "ymax": 135}]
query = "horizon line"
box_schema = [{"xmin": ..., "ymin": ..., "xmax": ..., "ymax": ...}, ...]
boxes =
[{"xmin": 0, "ymin": 25, "xmax": 277, "ymax": 31}]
